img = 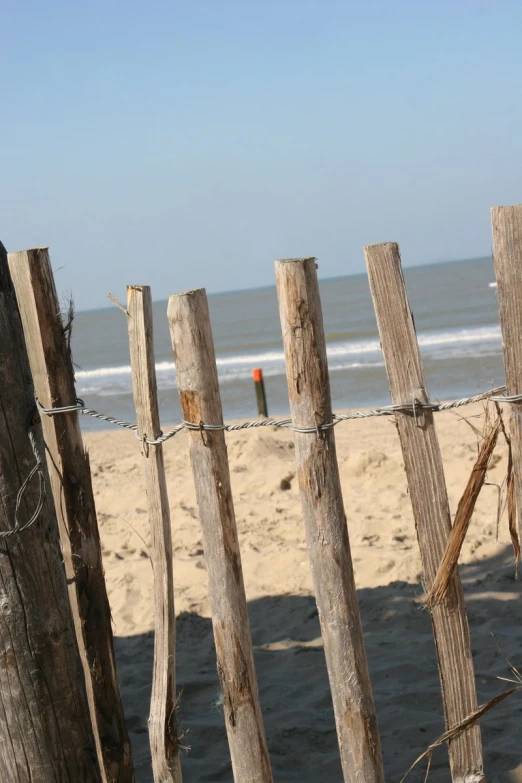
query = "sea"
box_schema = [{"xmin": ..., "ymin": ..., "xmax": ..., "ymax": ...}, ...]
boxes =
[{"xmin": 70, "ymin": 256, "xmax": 504, "ymax": 431}]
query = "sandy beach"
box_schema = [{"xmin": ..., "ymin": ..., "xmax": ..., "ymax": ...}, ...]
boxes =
[{"xmin": 85, "ymin": 402, "xmax": 522, "ymax": 782}]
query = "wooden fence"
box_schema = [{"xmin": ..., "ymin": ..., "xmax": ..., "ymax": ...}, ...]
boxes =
[{"xmin": 1, "ymin": 203, "xmax": 521, "ymax": 782}]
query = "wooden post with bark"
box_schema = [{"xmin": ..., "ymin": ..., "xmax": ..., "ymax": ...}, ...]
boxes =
[
  {"xmin": 491, "ymin": 204, "xmax": 522, "ymax": 544},
  {"xmin": 365, "ymin": 242, "xmax": 484, "ymax": 783},
  {"xmin": 167, "ymin": 289, "xmax": 272, "ymax": 783},
  {"xmin": 0, "ymin": 242, "xmax": 102, "ymax": 782},
  {"xmin": 275, "ymin": 258, "xmax": 385, "ymax": 783},
  {"xmin": 126, "ymin": 285, "xmax": 182, "ymax": 783},
  {"xmin": 8, "ymin": 248, "xmax": 134, "ymax": 783}
]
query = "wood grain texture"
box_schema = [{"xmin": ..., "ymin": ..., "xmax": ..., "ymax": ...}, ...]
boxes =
[
  {"xmin": 8, "ymin": 249, "xmax": 134, "ymax": 783},
  {"xmin": 275, "ymin": 258, "xmax": 384, "ymax": 783},
  {"xmin": 168, "ymin": 289, "xmax": 272, "ymax": 783},
  {"xmin": 0, "ymin": 243, "xmax": 100, "ymax": 782},
  {"xmin": 491, "ymin": 204, "xmax": 522, "ymax": 544},
  {"xmin": 126, "ymin": 286, "xmax": 182, "ymax": 783},
  {"xmin": 365, "ymin": 243, "xmax": 484, "ymax": 783}
]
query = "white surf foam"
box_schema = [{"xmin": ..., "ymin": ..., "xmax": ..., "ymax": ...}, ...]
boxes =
[{"xmin": 75, "ymin": 324, "xmax": 501, "ymax": 396}]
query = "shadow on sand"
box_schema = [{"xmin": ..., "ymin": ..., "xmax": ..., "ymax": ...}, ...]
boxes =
[{"xmin": 115, "ymin": 545, "xmax": 522, "ymax": 782}]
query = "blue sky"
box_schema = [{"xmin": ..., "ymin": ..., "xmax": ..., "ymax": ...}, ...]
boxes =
[{"xmin": 2, "ymin": 1, "xmax": 521, "ymax": 310}]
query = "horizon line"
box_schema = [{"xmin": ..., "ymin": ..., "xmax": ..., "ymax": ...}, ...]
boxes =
[{"xmin": 73, "ymin": 252, "xmax": 493, "ymax": 316}]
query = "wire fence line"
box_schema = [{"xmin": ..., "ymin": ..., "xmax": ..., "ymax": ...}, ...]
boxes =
[
  {"xmin": 8, "ymin": 384, "xmax": 520, "ymax": 538},
  {"xmin": 34, "ymin": 385, "xmax": 517, "ymax": 446}
]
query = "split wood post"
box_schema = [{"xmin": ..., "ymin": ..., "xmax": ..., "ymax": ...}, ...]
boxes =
[
  {"xmin": 491, "ymin": 204, "xmax": 522, "ymax": 543},
  {"xmin": 365, "ymin": 242, "xmax": 484, "ymax": 783},
  {"xmin": 8, "ymin": 249, "xmax": 134, "ymax": 783},
  {"xmin": 126, "ymin": 285, "xmax": 182, "ymax": 783},
  {"xmin": 275, "ymin": 258, "xmax": 385, "ymax": 783},
  {"xmin": 0, "ymin": 242, "xmax": 101, "ymax": 782},
  {"xmin": 167, "ymin": 289, "xmax": 272, "ymax": 783}
]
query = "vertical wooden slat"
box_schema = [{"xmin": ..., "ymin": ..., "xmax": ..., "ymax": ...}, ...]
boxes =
[
  {"xmin": 167, "ymin": 289, "xmax": 272, "ymax": 783},
  {"xmin": 8, "ymin": 249, "xmax": 134, "ymax": 783},
  {"xmin": 127, "ymin": 285, "xmax": 182, "ymax": 783},
  {"xmin": 365, "ymin": 242, "xmax": 484, "ymax": 783},
  {"xmin": 0, "ymin": 242, "xmax": 101, "ymax": 782},
  {"xmin": 491, "ymin": 204, "xmax": 522, "ymax": 543},
  {"xmin": 275, "ymin": 258, "xmax": 385, "ymax": 783}
]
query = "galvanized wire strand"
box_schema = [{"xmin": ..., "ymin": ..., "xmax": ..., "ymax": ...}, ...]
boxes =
[
  {"xmin": 438, "ymin": 387, "xmax": 507, "ymax": 409},
  {"xmin": 490, "ymin": 391, "xmax": 522, "ymax": 404},
  {"xmin": 35, "ymin": 385, "xmax": 508, "ymax": 444},
  {"xmin": 36, "ymin": 398, "xmax": 184, "ymax": 444},
  {"xmin": 3, "ymin": 427, "xmax": 47, "ymax": 538},
  {"xmin": 9, "ymin": 383, "xmax": 508, "ymax": 538}
]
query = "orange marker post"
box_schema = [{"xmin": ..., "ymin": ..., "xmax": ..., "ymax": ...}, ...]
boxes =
[{"xmin": 253, "ymin": 368, "xmax": 268, "ymax": 418}]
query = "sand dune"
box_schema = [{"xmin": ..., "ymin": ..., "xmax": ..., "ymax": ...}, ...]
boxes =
[{"xmin": 85, "ymin": 402, "xmax": 522, "ymax": 782}]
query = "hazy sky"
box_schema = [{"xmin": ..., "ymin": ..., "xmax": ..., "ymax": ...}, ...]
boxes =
[{"xmin": 2, "ymin": 1, "xmax": 521, "ymax": 311}]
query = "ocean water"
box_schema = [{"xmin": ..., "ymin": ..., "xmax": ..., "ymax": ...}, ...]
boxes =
[{"xmin": 70, "ymin": 256, "xmax": 504, "ymax": 431}]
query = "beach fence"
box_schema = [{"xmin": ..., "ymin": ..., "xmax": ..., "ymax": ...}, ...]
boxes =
[{"xmin": 0, "ymin": 204, "xmax": 521, "ymax": 783}]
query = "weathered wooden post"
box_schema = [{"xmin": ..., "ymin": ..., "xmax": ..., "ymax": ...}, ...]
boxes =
[
  {"xmin": 8, "ymin": 249, "xmax": 134, "ymax": 783},
  {"xmin": 365, "ymin": 242, "xmax": 484, "ymax": 783},
  {"xmin": 491, "ymin": 204, "xmax": 522, "ymax": 544},
  {"xmin": 275, "ymin": 258, "xmax": 385, "ymax": 783},
  {"xmin": 0, "ymin": 242, "xmax": 102, "ymax": 782},
  {"xmin": 168, "ymin": 289, "xmax": 272, "ymax": 783},
  {"xmin": 127, "ymin": 285, "xmax": 182, "ymax": 783}
]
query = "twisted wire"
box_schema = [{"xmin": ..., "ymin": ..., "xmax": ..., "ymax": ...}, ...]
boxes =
[
  {"xmin": 35, "ymin": 385, "xmax": 507, "ymax": 445},
  {"xmin": 11, "ymin": 384, "xmax": 509, "ymax": 537}
]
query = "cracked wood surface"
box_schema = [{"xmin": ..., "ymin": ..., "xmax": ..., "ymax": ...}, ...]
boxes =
[
  {"xmin": 0, "ymin": 243, "xmax": 100, "ymax": 781},
  {"xmin": 127, "ymin": 285, "xmax": 182, "ymax": 783},
  {"xmin": 365, "ymin": 242, "xmax": 484, "ymax": 783},
  {"xmin": 275, "ymin": 258, "xmax": 385, "ymax": 783},
  {"xmin": 8, "ymin": 248, "xmax": 134, "ymax": 783},
  {"xmin": 491, "ymin": 204, "xmax": 522, "ymax": 547},
  {"xmin": 168, "ymin": 288, "xmax": 272, "ymax": 783}
]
